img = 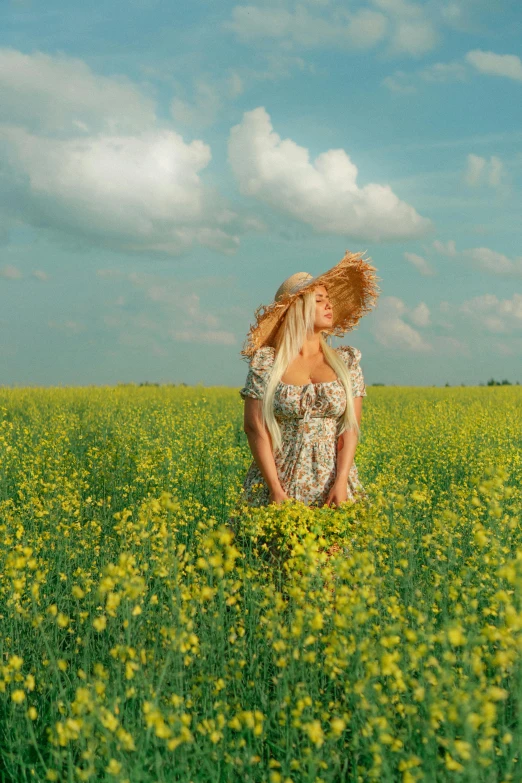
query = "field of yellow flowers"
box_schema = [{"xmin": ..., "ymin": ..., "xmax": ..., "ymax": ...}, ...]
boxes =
[{"xmin": 0, "ymin": 384, "xmax": 521, "ymax": 782}]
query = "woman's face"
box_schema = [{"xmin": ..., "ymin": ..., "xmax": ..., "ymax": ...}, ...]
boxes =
[{"xmin": 314, "ymin": 285, "xmax": 333, "ymax": 329}]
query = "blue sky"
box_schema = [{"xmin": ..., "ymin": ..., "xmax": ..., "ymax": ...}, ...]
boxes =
[{"xmin": 1, "ymin": 0, "xmax": 521, "ymax": 388}]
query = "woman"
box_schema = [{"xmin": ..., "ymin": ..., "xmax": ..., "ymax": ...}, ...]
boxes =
[{"xmin": 232, "ymin": 249, "xmax": 380, "ymax": 520}]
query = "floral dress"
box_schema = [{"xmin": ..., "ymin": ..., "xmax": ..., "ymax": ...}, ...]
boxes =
[{"xmin": 234, "ymin": 344, "xmax": 368, "ymax": 512}]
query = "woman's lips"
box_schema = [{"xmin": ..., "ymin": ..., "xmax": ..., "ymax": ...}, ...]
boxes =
[{"xmin": 326, "ymin": 313, "xmax": 332, "ymax": 318}]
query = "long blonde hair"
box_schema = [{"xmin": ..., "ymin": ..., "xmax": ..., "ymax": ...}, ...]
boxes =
[{"xmin": 261, "ymin": 287, "xmax": 360, "ymax": 454}]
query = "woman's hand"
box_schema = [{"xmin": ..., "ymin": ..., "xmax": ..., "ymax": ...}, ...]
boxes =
[
  {"xmin": 269, "ymin": 487, "xmax": 290, "ymax": 505},
  {"xmin": 323, "ymin": 480, "xmax": 348, "ymax": 508}
]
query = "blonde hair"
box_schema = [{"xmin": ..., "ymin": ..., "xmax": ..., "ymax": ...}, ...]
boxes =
[{"xmin": 260, "ymin": 287, "xmax": 360, "ymax": 454}]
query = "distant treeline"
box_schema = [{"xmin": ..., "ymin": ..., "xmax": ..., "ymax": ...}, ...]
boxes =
[{"xmin": 126, "ymin": 379, "xmax": 521, "ymax": 388}]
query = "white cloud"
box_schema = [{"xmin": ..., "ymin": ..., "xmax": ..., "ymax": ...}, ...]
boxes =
[
  {"xmin": 488, "ymin": 156, "xmax": 504, "ymax": 187},
  {"xmin": 409, "ymin": 302, "xmax": 431, "ymax": 327},
  {"xmin": 460, "ymin": 293, "xmax": 522, "ymax": 333},
  {"xmin": 372, "ymin": 295, "xmax": 433, "ymax": 351},
  {"xmin": 464, "ymin": 153, "xmax": 504, "ymax": 188},
  {"xmin": 432, "ymin": 239, "xmax": 522, "ymax": 276},
  {"xmin": 462, "ymin": 247, "xmax": 522, "ymax": 275},
  {"xmin": 404, "ymin": 252, "xmax": 436, "ymax": 276},
  {"xmin": 465, "ymin": 50, "xmax": 522, "ymax": 82},
  {"xmin": 226, "ymin": 0, "xmax": 442, "ymax": 57},
  {"xmin": 228, "ymin": 106, "xmax": 432, "ymax": 242},
  {"xmin": 0, "ymin": 124, "xmax": 243, "ymax": 256},
  {"xmin": 171, "ymin": 80, "xmax": 222, "ymax": 129},
  {"xmin": 0, "ymin": 47, "xmax": 157, "ymax": 134},
  {"xmin": 433, "ymin": 239, "xmax": 457, "ymax": 256},
  {"xmin": 170, "ymin": 71, "xmax": 245, "ymax": 129},
  {"xmin": 419, "ymin": 60, "xmax": 467, "ymax": 83},
  {"xmin": 224, "ymin": 5, "xmax": 388, "ymax": 49},
  {"xmin": 347, "ymin": 9, "xmax": 389, "ymax": 49},
  {"xmin": 383, "ymin": 48, "xmax": 522, "ymax": 94},
  {"xmin": 464, "ymin": 153, "xmax": 486, "ymax": 186},
  {"xmin": 0, "ymin": 49, "xmax": 263, "ymax": 257},
  {"xmin": 431, "ymin": 335, "xmax": 469, "ymax": 356},
  {"xmin": 370, "ymin": 0, "xmax": 438, "ymax": 56},
  {"xmin": 382, "ymin": 71, "xmax": 417, "ymax": 94},
  {"xmin": 389, "ymin": 19, "xmax": 438, "ymax": 56},
  {"xmin": 99, "ymin": 270, "xmax": 238, "ymax": 347}
]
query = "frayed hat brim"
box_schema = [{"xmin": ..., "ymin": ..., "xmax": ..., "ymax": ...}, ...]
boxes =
[{"xmin": 240, "ymin": 249, "xmax": 381, "ymax": 359}]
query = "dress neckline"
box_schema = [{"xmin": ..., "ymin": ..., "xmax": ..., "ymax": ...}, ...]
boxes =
[
  {"xmin": 278, "ymin": 378, "xmax": 342, "ymax": 389},
  {"xmin": 272, "ymin": 346, "xmax": 344, "ymax": 389}
]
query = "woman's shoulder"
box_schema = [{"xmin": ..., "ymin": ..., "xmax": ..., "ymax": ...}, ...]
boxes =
[
  {"xmin": 335, "ymin": 344, "xmax": 362, "ymax": 366},
  {"xmin": 250, "ymin": 345, "xmax": 276, "ymax": 371}
]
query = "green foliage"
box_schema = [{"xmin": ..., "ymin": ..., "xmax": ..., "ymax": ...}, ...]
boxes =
[{"xmin": 0, "ymin": 385, "xmax": 521, "ymax": 782}]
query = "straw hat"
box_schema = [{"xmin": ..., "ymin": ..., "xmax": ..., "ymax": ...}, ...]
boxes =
[{"xmin": 240, "ymin": 249, "xmax": 381, "ymax": 358}]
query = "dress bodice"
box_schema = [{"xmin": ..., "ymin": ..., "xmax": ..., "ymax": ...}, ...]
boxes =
[
  {"xmin": 274, "ymin": 378, "xmax": 346, "ymax": 422},
  {"xmin": 236, "ymin": 345, "xmax": 368, "ymax": 509},
  {"xmin": 239, "ymin": 344, "xmax": 367, "ymax": 411}
]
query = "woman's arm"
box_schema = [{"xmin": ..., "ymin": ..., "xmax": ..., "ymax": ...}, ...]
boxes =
[
  {"xmin": 335, "ymin": 395, "xmax": 363, "ymax": 483},
  {"xmin": 243, "ymin": 397, "xmax": 285, "ymax": 497}
]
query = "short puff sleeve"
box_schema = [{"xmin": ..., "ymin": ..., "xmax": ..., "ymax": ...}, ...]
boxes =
[
  {"xmin": 239, "ymin": 346, "xmax": 275, "ymax": 401},
  {"xmin": 337, "ymin": 345, "xmax": 367, "ymax": 398}
]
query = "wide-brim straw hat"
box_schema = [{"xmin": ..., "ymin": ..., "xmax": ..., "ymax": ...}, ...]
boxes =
[{"xmin": 241, "ymin": 249, "xmax": 381, "ymax": 359}]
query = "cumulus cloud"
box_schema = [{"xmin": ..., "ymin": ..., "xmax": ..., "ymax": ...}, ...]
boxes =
[
  {"xmin": 382, "ymin": 71, "xmax": 417, "ymax": 93},
  {"xmin": 432, "ymin": 239, "xmax": 522, "ymax": 276},
  {"xmin": 225, "ymin": 0, "xmax": 441, "ymax": 58},
  {"xmin": 404, "ymin": 252, "xmax": 436, "ymax": 276},
  {"xmin": 0, "ymin": 124, "xmax": 243, "ymax": 256},
  {"xmin": 0, "ymin": 47, "xmax": 157, "ymax": 134},
  {"xmin": 170, "ymin": 72, "xmax": 245, "ymax": 129},
  {"xmin": 460, "ymin": 293, "xmax": 522, "ymax": 333},
  {"xmin": 98, "ymin": 269, "xmax": 237, "ymax": 346},
  {"xmin": 409, "ymin": 302, "xmax": 431, "ymax": 327},
  {"xmin": 372, "ymin": 295, "xmax": 433, "ymax": 351},
  {"xmin": 462, "ymin": 247, "xmax": 522, "ymax": 276},
  {"xmin": 464, "ymin": 154, "xmax": 504, "ymax": 188},
  {"xmin": 388, "ymin": 19, "xmax": 438, "ymax": 56},
  {"xmin": 369, "ymin": 0, "xmax": 439, "ymax": 56},
  {"xmin": 464, "ymin": 153, "xmax": 486, "ymax": 186},
  {"xmin": 0, "ymin": 49, "xmax": 260, "ymax": 257},
  {"xmin": 419, "ymin": 60, "xmax": 468, "ymax": 83},
  {"xmin": 171, "ymin": 81, "xmax": 222, "ymax": 129},
  {"xmin": 228, "ymin": 107, "xmax": 432, "ymax": 242},
  {"xmin": 465, "ymin": 50, "xmax": 522, "ymax": 82},
  {"xmin": 433, "ymin": 239, "xmax": 457, "ymax": 257},
  {"xmin": 383, "ymin": 49, "xmax": 522, "ymax": 94},
  {"xmin": 224, "ymin": 5, "xmax": 388, "ymax": 50}
]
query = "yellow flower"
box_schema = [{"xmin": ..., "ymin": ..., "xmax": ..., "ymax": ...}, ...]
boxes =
[
  {"xmin": 11, "ymin": 689, "xmax": 26, "ymax": 704},
  {"xmin": 93, "ymin": 616, "xmax": 107, "ymax": 632},
  {"xmin": 304, "ymin": 719, "xmax": 324, "ymax": 747},
  {"xmin": 25, "ymin": 674, "xmax": 35, "ymax": 691},
  {"xmin": 447, "ymin": 625, "xmax": 466, "ymax": 646},
  {"xmin": 106, "ymin": 759, "xmax": 122, "ymax": 775},
  {"xmin": 330, "ymin": 717, "xmax": 346, "ymax": 737}
]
